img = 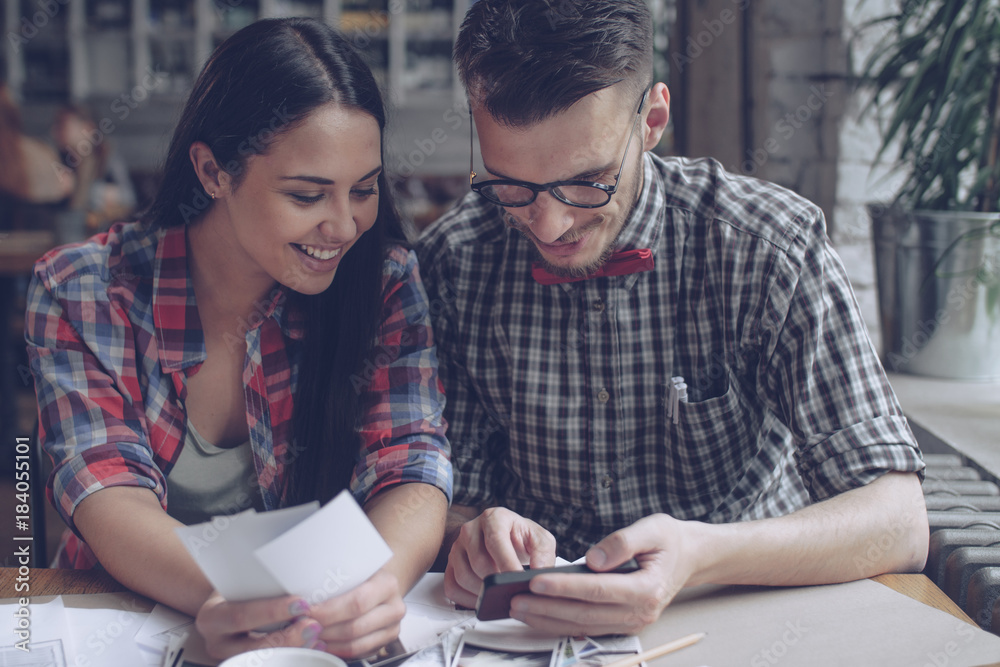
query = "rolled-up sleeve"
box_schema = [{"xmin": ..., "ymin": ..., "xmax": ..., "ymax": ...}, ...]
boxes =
[
  {"xmin": 350, "ymin": 247, "xmax": 453, "ymax": 505},
  {"xmin": 25, "ymin": 263, "xmax": 165, "ymax": 537},
  {"xmin": 760, "ymin": 210, "xmax": 925, "ymax": 501}
]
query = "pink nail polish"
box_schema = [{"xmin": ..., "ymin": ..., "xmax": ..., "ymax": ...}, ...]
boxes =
[
  {"xmin": 289, "ymin": 599, "xmax": 310, "ymax": 616},
  {"xmin": 301, "ymin": 622, "xmax": 322, "ymax": 646}
]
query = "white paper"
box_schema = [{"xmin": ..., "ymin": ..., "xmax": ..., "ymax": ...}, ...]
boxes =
[
  {"xmin": 63, "ymin": 599, "xmax": 150, "ymax": 666},
  {"xmin": 135, "ymin": 603, "xmax": 217, "ymax": 666},
  {"xmin": 253, "ymin": 491, "xmax": 393, "ymax": 604},
  {"xmin": 175, "ymin": 503, "xmax": 319, "ymax": 601},
  {"xmin": 399, "ymin": 573, "xmax": 476, "ymax": 652},
  {"xmin": 461, "ymin": 619, "xmax": 563, "ymax": 653},
  {"xmin": 0, "ymin": 597, "xmax": 71, "ymax": 665},
  {"xmin": 562, "ymin": 636, "xmax": 642, "ymax": 666}
]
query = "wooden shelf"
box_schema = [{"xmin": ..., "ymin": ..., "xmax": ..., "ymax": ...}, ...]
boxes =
[{"xmin": 4, "ymin": 0, "xmax": 469, "ymax": 108}]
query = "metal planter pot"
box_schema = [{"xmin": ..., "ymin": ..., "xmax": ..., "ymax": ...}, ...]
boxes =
[{"xmin": 869, "ymin": 205, "xmax": 1000, "ymax": 381}]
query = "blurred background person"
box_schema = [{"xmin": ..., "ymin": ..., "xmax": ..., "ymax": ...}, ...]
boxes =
[
  {"xmin": 51, "ymin": 104, "xmax": 137, "ymax": 234},
  {"xmin": 0, "ymin": 53, "xmax": 74, "ymax": 230}
]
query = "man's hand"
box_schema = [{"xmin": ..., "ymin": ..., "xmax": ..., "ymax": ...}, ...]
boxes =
[
  {"xmin": 503, "ymin": 472, "xmax": 928, "ymax": 637},
  {"xmin": 444, "ymin": 507, "xmax": 557, "ymax": 609},
  {"xmin": 508, "ymin": 514, "xmax": 689, "ymax": 636}
]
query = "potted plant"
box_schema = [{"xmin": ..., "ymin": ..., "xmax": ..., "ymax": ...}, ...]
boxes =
[{"xmin": 857, "ymin": 0, "xmax": 1000, "ymax": 380}]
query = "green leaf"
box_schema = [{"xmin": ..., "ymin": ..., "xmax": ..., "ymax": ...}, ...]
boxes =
[{"xmin": 856, "ymin": 0, "xmax": 1000, "ymax": 212}]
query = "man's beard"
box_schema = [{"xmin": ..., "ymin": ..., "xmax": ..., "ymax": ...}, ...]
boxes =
[
  {"xmin": 502, "ymin": 202, "xmax": 633, "ymax": 279},
  {"xmin": 499, "ymin": 152, "xmax": 644, "ymax": 278}
]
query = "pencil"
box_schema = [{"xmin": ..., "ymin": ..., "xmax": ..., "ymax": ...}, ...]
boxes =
[{"xmin": 602, "ymin": 632, "xmax": 706, "ymax": 667}]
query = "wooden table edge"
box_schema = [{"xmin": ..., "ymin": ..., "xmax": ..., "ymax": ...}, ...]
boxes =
[
  {"xmin": 872, "ymin": 572, "xmax": 977, "ymax": 625},
  {"xmin": 1, "ymin": 570, "xmax": 981, "ymax": 623},
  {"xmin": 3, "ymin": 568, "xmax": 997, "ymax": 667}
]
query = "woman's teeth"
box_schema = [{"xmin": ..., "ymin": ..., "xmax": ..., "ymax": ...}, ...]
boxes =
[{"xmin": 299, "ymin": 244, "xmax": 341, "ymax": 260}]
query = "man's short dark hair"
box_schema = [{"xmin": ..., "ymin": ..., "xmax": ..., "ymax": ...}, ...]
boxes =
[{"xmin": 454, "ymin": 0, "xmax": 653, "ymax": 127}]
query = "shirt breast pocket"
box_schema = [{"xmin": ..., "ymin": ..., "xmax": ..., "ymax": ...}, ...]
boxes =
[{"xmin": 662, "ymin": 371, "xmax": 761, "ymax": 513}]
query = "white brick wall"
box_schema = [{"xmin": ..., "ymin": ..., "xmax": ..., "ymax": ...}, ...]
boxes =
[
  {"xmin": 749, "ymin": 0, "xmax": 901, "ymax": 349},
  {"xmin": 834, "ymin": 0, "xmax": 902, "ymax": 350}
]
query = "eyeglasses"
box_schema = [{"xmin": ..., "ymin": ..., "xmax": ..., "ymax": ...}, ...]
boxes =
[{"xmin": 469, "ymin": 88, "xmax": 650, "ymax": 209}]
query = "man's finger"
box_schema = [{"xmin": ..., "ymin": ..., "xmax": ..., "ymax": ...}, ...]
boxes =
[
  {"xmin": 480, "ymin": 510, "xmax": 527, "ymax": 573},
  {"xmin": 444, "ymin": 550, "xmax": 482, "ymax": 609},
  {"xmin": 529, "ymin": 570, "xmax": 642, "ymax": 604},
  {"xmin": 509, "ymin": 594, "xmax": 636, "ymax": 637},
  {"xmin": 523, "ymin": 527, "xmax": 557, "ymax": 569},
  {"xmin": 586, "ymin": 516, "xmax": 661, "ymax": 571}
]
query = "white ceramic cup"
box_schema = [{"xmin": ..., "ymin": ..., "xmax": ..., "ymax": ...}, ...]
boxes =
[{"xmin": 218, "ymin": 647, "xmax": 347, "ymax": 667}]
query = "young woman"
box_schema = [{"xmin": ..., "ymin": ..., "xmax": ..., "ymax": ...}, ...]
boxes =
[{"xmin": 25, "ymin": 18, "xmax": 451, "ymax": 660}]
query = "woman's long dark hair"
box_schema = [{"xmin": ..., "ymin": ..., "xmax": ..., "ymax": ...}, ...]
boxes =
[{"xmin": 141, "ymin": 17, "xmax": 405, "ymax": 505}]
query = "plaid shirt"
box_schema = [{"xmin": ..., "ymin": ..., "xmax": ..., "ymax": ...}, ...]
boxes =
[
  {"xmin": 416, "ymin": 153, "xmax": 923, "ymax": 560},
  {"xmin": 27, "ymin": 221, "xmax": 452, "ymax": 568}
]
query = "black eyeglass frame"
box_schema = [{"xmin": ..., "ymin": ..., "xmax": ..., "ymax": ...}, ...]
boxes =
[{"xmin": 468, "ymin": 87, "xmax": 651, "ymax": 209}]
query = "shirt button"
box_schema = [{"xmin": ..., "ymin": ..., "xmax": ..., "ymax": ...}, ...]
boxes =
[
  {"xmin": 597, "ymin": 388, "xmax": 610, "ymax": 403},
  {"xmin": 592, "ymin": 299, "xmax": 605, "ymax": 312},
  {"xmin": 601, "ymin": 475, "xmax": 614, "ymax": 489}
]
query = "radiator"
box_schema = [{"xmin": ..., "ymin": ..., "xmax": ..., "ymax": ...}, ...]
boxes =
[{"xmin": 917, "ymin": 422, "xmax": 1000, "ymax": 636}]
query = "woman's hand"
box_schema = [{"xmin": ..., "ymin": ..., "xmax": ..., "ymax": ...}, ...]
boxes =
[
  {"xmin": 195, "ymin": 592, "xmax": 326, "ymax": 660},
  {"xmin": 309, "ymin": 568, "xmax": 407, "ymax": 659},
  {"xmin": 196, "ymin": 568, "xmax": 405, "ymax": 661}
]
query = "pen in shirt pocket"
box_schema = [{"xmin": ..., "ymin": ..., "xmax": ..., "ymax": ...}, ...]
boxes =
[{"xmin": 667, "ymin": 375, "xmax": 688, "ymax": 424}]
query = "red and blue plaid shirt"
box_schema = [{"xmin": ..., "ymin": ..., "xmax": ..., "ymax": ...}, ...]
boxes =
[{"xmin": 26, "ymin": 221, "xmax": 452, "ymax": 568}]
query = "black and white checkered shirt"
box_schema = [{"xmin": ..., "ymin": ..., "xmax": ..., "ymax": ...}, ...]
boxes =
[{"xmin": 416, "ymin": 153, "xmax": 924, "ymax": 560}]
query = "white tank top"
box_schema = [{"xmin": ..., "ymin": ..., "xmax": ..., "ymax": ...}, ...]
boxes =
[{"xmin": 166, "ymin": 419, "xmax": 265, "ymax": 525}]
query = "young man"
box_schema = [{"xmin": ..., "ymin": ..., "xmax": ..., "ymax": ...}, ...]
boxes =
[{"xmin": 415, "ymin": 0, "xmax": 927, "ymax": 637}]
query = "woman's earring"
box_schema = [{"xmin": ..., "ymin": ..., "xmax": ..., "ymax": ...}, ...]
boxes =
[{"xmin": 209, "ymin": 191, "xmax": 216, "ymax": 200}]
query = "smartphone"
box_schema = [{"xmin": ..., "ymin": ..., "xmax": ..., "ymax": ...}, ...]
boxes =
[{"xmin": 475, "ymin": 557, "xmax": 641, "ymax": 621}]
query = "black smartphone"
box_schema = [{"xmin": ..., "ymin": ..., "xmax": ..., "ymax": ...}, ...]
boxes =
[{"xmin": 474, "ymin": 557, "xmax": 641, "ymax": 621}]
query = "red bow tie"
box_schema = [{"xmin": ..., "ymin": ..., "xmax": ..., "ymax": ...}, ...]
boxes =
[{"xmin": 531, "ymin": 248, "xmax": 654, "ymax": 285}]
